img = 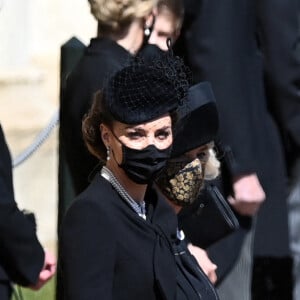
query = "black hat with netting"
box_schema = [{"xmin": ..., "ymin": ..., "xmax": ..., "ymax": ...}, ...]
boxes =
[{"xmin": 103, "ymin": 51, "xmax": 191, "ymax": 124}]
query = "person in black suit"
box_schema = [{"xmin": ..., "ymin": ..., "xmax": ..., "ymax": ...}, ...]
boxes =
[
  {"xmin": 174, "ymin": 0, "xmax": 292, "ymax": 299},
  {"xmin": 59, "ymin": 54, "xmax": 192, "ymax": 299},
  {"xmin": 60, "ymin": 0, "xmax": 156, "ymax": 196},
  {"xmin": 255, "ymin": 0, "xmax": 300, "ymax": 298},
  {"xmin": 0, "ymin": 124, "xmax": 56, "ymax": 299}
]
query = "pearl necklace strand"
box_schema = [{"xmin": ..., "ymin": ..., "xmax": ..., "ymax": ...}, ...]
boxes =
[{"xmin": 101, "ymin": 166, "xmax": 146, "ymax": 220}]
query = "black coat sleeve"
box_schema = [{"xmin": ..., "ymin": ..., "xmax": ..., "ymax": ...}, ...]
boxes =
[
  {"xmin": 0, "ymin": 125, "xmax": 44, "ymax": 286},
  {"xmin": 256, "ymin": 0, "xmax": 300, "ymax": 165},
  {"xmin": 60, "ymin": 69, "xmax": 99, "ymax": 195},
  {"xmin": 0, "ymin": 204, "xmax": 45, "ymax": 286},
  {"xmin": 179, "ymin": 0, "xmax": 260, "ymax": 177},
  {"xmin": 60, "ymin": 199, "xmax": 116, "ymax": 299}
]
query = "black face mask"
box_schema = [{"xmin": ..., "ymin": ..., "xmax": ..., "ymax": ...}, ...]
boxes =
[{"xmin": 118, "ymin": 143, "xmax": 172, "ymax": 184}]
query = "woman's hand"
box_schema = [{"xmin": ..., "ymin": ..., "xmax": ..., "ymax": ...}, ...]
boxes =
[{"xmin": 187, "ymin": 244, "xmax": 217, "ymax": 284}]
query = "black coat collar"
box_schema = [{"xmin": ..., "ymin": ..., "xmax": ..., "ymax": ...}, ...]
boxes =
[
  {"xmin": 90, "ymin": 175, "xmax": 178, "ymax": 299},
  {"xmin": 86, "ymin": 37, "xmax": 132, "ymax": 59}
]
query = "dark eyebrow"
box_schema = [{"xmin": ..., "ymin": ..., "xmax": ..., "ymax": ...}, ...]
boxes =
[
  {"xmin": 198, "ymin": 146, "xmax": 209, "ymax": 151},
  {"xmin": 156, "ymin": 126, "xmax": 172, "ymax": 131},
  {"xmin": 124, "ymin": 125, "xmax": 171, "ymax": 131},
  {"xmin": 158, "ymin": 30, "xmax": 172, "ymax": 36},
  {"xmin": 122, "ymin": 125, "xmax": 140, "ymax": 130},
  {"xmin": 124, "ymin": 126, "xmax": 145, "ymax": 131}
]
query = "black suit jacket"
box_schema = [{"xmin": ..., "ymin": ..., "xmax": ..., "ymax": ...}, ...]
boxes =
[
  {"xmin": 256, "ymin": 0, "xmax": 300, "ymax": 168},
  {"xmin": 59, "ymin": 175, "xmax": 178, "ymax": 300},
  {"xmin": 0, "ymin": 125, "xmax": 44, "ymax": 290},
  {"xmin": 60, "ymin": 38, "xmax": 132, "ymax": 195},
  {"xmin": 175, "ymin": 0, "xmax": 290, "ymax": 280}
]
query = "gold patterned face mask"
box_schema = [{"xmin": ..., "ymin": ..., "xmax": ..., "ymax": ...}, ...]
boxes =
[{"xmin": 156, "ymin": 158, "xmax": 204, "ymax": 207}]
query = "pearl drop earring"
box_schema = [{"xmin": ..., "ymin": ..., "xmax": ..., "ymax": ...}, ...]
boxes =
[
  {"xmin": 106, "ymin": 146, "xmax": 110, "ymax": 161},
  {"xmin": 144, "ymin": 27, "xmax": 151, "ymax": 37}
]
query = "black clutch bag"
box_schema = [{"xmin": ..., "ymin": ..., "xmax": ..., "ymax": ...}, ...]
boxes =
[{"xmin": 178, "ymin": 184, "xmax": 239, "ymax": 249}]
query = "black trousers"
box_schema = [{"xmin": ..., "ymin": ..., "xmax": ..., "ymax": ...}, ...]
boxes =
[
  {"xmin": 252, "ymin": 256, "xmax": 293, "ymax": 300},
  {"xmin": 0, "ymin": 281, "xmax": 12, "ymax": 300}
]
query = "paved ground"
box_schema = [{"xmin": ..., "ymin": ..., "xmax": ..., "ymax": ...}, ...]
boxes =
[{"xmin": 0, "ymin": 57, "xmax": 59, "ymax": 253}]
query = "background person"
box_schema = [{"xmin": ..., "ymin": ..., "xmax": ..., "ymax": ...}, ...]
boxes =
[
  {"xmin": 60, "ymin": 0, "xmax": 156, "ymax": 196},
  {"xmin": 0, "ymin": 124, "xmax": 56, "ymax": 300},
  {"xmin": 148, "ymin": 0, "xmax": 184, "ymax": 50},
  {"xmin": 255, "ymin": 0, "xmax": 300, "ymax": 298},
  {"xmin": 174, "ymin": 0, "xmax": 292, "ymax": 298}
]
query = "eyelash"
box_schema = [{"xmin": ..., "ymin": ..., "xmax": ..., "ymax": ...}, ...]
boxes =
[
  {"xmin": 127, "ymin": 132, "xmax": 143, "ymax": 139},
  {"xmin": 197, "ymin": 151, "xmax": 209, "ymax": 161},
  {"xmin": 156, "ymin": 131, "xmax": 171, "ymax": 139}
]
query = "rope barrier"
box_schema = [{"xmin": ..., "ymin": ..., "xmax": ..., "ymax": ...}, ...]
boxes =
[{"xmin": 12, "ymin": 110, "xmax": 59, "ymax": 168}]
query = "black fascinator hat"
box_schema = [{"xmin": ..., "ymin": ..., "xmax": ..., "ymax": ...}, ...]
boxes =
[
  {"xmin": 103, "ymin": 51, "xmax": 191, "ymax": 124},
  {"xmin": 171, "ymin": 82, "xmax": 219, "ymax": 158}
]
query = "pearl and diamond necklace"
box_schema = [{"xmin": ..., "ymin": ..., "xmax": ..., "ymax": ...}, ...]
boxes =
[{"xmin": 101, "ymin": 166, "xmax": 146, "ymax": 220}]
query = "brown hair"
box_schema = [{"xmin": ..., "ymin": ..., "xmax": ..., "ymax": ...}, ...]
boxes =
[{"xmin": 82, "ymin": 91, "xmax": 115, "ymax": 161}]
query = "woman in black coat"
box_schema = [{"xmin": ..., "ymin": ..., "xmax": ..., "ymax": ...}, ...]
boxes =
[
  {"xmin": 60, "ymin": 0, "xmax": 156, "ymax": 195},
  {"xmin": 59, "ymin": 55, "xmax": 191, "ymax": 299},
  {"xmin": 156, "ymin": 82, "xmax": 221, "ymax": 300}
]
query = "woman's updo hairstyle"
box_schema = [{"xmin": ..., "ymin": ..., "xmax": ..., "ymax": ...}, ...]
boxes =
[
  {"xmin": 82, "ymin": 91, "xmax": 114, "ymax": 161},
  {"xmin": 88, "ymin": 0, "xmax": 156, "ymax": 34}
]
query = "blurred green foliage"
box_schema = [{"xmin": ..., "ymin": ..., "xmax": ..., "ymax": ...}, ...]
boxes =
[{"xmin": 12, "ymin": 276, "xmax": 55, "ymax": 300}]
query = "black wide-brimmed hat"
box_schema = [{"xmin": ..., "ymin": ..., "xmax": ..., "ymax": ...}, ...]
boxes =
[
  {"xmin": 103, "ymin": 52, "xmax": 191, "ymax": 124},
  {"xmin": 171, "ymin": 82, "xmax": 219, "ymax": 158}
]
